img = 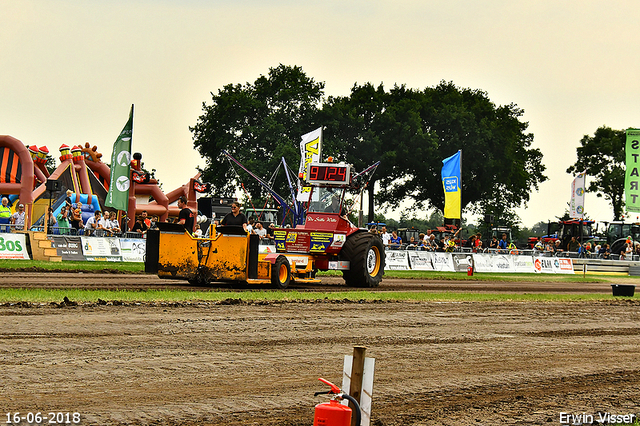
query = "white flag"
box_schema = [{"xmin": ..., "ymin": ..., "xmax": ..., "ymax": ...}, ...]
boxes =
[
  {"xmin": 296, "ymin": 127, "xmax": 322, "ymax": 202},
  {"xmin": 570, "ymin": 172, "xmax": 586, "ymax": 218}
]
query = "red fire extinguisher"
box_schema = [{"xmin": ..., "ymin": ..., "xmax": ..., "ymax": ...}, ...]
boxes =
[
  {"xmin": 313, "ymin": 378, "xmax": 361, "ymax": 426},
  {"xmin": 467, "ymin": 259, "xmax": 474, "ymax": 276}
]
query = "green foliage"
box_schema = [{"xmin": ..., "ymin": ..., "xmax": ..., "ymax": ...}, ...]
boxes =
[
  {"xmin": 190, "ymin": 64, "xmax": 324, "ymax": 200},
  {"xmin": 529, "ymin": 221, "xmax": 549, "ymax": 236},
  {"xmin": 567, "ymin": 126, "xmax": 626, "ymax": 220},
  {"xmin": 374, "ymin": 81, "xmax": 547, "ymax": 217},
  {"xmin": 0, "ymin": 260, "xmax": 144, "ymax": 272},
  {"xmin": 192, "ymin": 67, "xmax": 547, "ymax": 225},
  {"xmin": 45, "ymin": 156, "xmax": 57, "ymax": 175},
  {"xmin": 0, "ymin": 286, "xmax": 631, "ymax": 304}
]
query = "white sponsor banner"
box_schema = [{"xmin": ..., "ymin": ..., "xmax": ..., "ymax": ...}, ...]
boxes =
[
  {"xmin": 81, "ymin": 237, "xmax": 121, "ymax": 258},
  {"xmin": 534, "ymin": 256, "xmax": 555, "ymax": 273},
  {"xmin": 570, "ymin": 172, "xmax": 586, "ymax": 219},
  {"xmin": 452, "ymin": 253, "xmax": 474, "ymax": 272},
  {"xmin": 512, "ymin": 255, "xmax": 535, "ymax": 273},
  {"xmin": 430, "ymin": 252, "xmax": 456, "ymax": 272},
  {"xmin": 471, "ymin": 253, "xmax": 516, "ymax": 272},
  {"xmin": 491, "ymin": 253, "xmax": 515, "ymax": 272},
  {"xmin": 0, "ymin": 233, "xmax": 29, "ymax": 259},
  {"xmin": 384, "ymin": 250, "xmax": 573, "ymax": 274},
  {"xmin": 472, "ymin": 253, "xmax": 494, "ymax": 273},
  {"xmin": 534, "ymin": 256, "xmax": 574, "ymax": 274},
  {"xmin": 120, "ymin": 238, "xmax": 146, "ymax": 262},
  {"xmin": 384, "ymin": 250, "xmax": 410, "ymax": 270},
  {"xmin": 407, "ymin": 251, "xmax": 435, "ymax": 270}
]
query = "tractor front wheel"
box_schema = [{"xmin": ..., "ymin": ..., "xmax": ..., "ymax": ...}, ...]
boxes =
[
  {"xmin": 271, "ymin": 255, "xmax": 291, "ymax": 289},
  {"xmin": 340, "ymin": 232, "xmax": 385, "ymax": 287}
]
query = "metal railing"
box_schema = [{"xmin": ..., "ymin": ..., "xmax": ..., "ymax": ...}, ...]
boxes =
[
  {"xmin": 24, "ymin": 225, "xmax": 145, "ymax": 239},
  {"xmin": 383, "ymin": 244, "xmax": 637, "ymax": 261}
]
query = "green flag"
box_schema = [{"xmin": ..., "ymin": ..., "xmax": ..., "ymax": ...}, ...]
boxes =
[
  {"xmin": 625, "ymin": 128, "xmax": 640, "ymax": 213},
  {"xmin": 105, "ymin": 105, "xmax": 134, "ymax": 211}
]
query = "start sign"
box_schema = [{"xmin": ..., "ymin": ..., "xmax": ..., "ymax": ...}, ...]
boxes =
[{"xmin": 625, "ymin": 128, "xmax": 640, "ymax": 212}]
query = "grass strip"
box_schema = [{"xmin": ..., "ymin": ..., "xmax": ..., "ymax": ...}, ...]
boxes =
[
  {"xmin": 0, "ymin": 289, "xmax": 635, "ymax": 304},
  {"xmin": 0, "ymin": 260, "xmax": 145, "ymax": 273},
  {"xmin": 1, "ymin": 260, "xmax": 639, "ymax": 284}
]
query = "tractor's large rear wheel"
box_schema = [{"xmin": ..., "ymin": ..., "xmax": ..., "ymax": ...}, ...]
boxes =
[{"xmin": 340, "ymin": 232, "xmax": 385, "ymax": 287}]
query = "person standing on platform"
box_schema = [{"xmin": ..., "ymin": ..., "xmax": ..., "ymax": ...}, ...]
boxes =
[{"xmin": 177, "ymin": 196, "xmax": 195, "ymax": 233}]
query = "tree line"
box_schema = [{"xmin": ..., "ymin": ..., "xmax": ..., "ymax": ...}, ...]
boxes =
[{"xmin": 190, "ymin": 64, "xmax": 548, "ymax": 228}]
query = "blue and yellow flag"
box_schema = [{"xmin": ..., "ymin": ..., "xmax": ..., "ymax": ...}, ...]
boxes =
[{"xmin": 441, "ymin": 150, "xmax": 461, "ymax": 220}]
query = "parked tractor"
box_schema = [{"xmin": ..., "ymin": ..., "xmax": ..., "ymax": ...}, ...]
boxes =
[
  {"xmin": 145, "ymin": 161, "xmax": 385, "ymax": 288},
  {"xmin": 527, "ymin": 219, "xmax": 596, "ymax": 249}
]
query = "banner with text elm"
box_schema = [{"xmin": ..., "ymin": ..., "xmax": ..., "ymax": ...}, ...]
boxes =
[{"xmin": 625, "ymin": 128, "xmax": 640, "ymax": 212}]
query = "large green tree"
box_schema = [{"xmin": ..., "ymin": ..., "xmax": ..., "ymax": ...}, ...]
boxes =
[
  {"xmin": 378, "ymin": 81, "xmax": 546, "ymax": 224},
  {"xmin": 567, "ymin": 126, "xmax": 626, "ymax": 220},
  {"xmin": 324, "ymin": 81, "xmax": 546, "ymax": 226},
  {"xmin": 190, "ymin": 64, "xmax": 324, "ymax": 204},
  {"xmin": 321, "ymin": 83, "xmax": 436, "ymax": 222},
  {"xmin": 192, "ymin": 67, "xmax": 546, "ymax": 228}
]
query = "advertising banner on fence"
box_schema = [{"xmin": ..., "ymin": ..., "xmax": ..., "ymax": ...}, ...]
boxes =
[
  {"xmin": 471, "ymin": 253, "xmax": 494, "ymax": 273},
  {"xmin": 407, "ymin": 251, "xmax": 435, "ymax": 271},
  {"xmin": 451, "ymin": 253, "xmax": 474, "ymax": 272},
  {"xmin": 50, "ymin": 236, "xmax": 84, "ymax": 261},
  {"xmin": 471, "ymin": 253, "xmax": 515, "ymax": 273},
  {"xmin": 0, "ymin": 233, "xmax": 29, "ymax": 259},
  {"xmin": 431, "ymin": 252, "xmax": 456, "ymax": 271},
  {"xmin": 512, "ymin": 255, "xmax": 536, "ymax": 273},
  {"xmin": 534, "ymin": 256, "xmax": 574, "ymax": 274},
  {"xmin": 384, "ymin": 250, "xmax": 410, "ymax": 270},
  {"xmin": 81, "ymin": 237, "xmax": 122, "ymax": 261},
  {"xmin": 384, "ymin": 250, "xmax": 575, "ymax": 274},
  {"xmin": 120, "ymin": 238, "xmax": 146, "ymax": 262}
]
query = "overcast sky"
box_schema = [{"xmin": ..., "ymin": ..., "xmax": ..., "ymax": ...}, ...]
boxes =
[{"xmin": 2, "ymin": 0, "xmax": 639, "ymax": 226}]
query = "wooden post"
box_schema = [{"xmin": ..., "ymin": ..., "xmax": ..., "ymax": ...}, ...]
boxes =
[{"xmin": 350, "ymin": 346, "xmax": 366, "ymax": 425}]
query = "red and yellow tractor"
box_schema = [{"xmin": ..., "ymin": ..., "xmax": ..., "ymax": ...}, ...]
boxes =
[{"xmin": 145, "ymin": 162, "xmax": 385, "ymax": 288}]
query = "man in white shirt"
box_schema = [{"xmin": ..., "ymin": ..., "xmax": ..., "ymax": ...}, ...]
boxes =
[
  {"xmin": 84, "ymin": 211, "xmax": 104, "ymax": 236},
  {"xmin": 254, "ymin": 222, "xmax": 267, "ymax": 239},
  {"xmin": 109, "ymin": 212, "xmax": 122, "ymax": 235},
  {"xmin": 380, "ymin": 225, "xmax": 391, "ymax": 247},
  {"xmin": 100, "ymin": 211, "xmax": 113, "ymax": 236},
  {"xmin": 10, "ymin": 204, "xmax": 26, "ymax": 230}
]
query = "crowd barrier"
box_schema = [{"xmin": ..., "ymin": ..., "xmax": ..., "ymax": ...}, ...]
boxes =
[
  {"xmin": 47, "ymin": 235, "xmax": 146, "ymax": 262},
  {"xmin": 384, "ymin": 250, "xmax": 575, "ymax": 274}
]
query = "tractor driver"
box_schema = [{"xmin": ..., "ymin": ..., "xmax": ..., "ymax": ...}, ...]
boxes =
[{"xmin": 221, "ymin": 201, "xmax": 248, "ymax": 231}]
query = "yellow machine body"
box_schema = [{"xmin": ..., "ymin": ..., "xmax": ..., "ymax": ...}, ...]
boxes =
[{"xmin": 148, "ymin": 223, "xmax": 320, "ymax": 287}]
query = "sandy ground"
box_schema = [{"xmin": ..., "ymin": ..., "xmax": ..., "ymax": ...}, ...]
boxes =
[{"xmin": 1, "ymin": 274, "xmax": 639, "ymax": 426}]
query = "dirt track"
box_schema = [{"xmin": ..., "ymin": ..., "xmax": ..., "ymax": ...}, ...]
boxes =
[{"xmin": 1, "ymin": 274, "xmax": 639, "ymax": 425}]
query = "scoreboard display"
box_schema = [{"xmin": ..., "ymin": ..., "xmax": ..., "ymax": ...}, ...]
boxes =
[{"xmin": 306, "ymin": 163, "xmax": 351, "ymax": 185}]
